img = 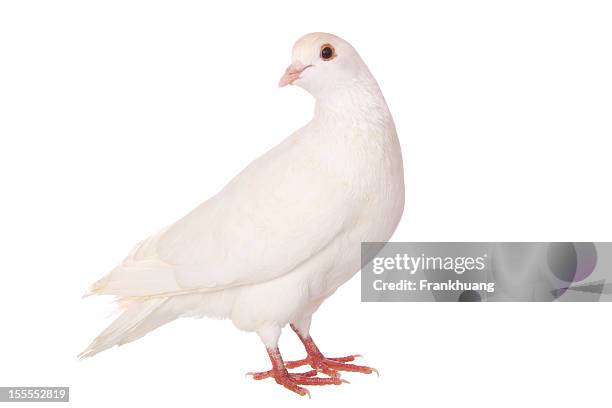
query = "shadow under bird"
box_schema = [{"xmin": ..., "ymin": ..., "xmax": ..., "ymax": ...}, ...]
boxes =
[{"xmin": 81, "ymin": 32, "xmax": 405, "ymax": 397}]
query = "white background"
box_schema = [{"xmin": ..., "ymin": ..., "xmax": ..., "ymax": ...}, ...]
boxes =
[{"xmin": 1, "ymin": 1, "xmax": 611, "ymax": 407}]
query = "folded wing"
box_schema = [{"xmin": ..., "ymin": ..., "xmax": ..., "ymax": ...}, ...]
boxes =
[{"xmin": 87, "ymin": 136, "xmax": 354, "ymax": 298}]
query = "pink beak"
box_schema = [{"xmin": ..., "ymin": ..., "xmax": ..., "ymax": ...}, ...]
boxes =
[{"xmin": 278, "ymin": 63, "xmax": 312, "ymax": 87}]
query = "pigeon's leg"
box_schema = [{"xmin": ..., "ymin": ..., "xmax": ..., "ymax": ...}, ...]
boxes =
[
  {"xmin": 286, "ymin": 316, "xmax": 379, "ymax": 378},
  {"xmin": 247, "ymin": 324, "xmax": 345, "ymax": 397}
]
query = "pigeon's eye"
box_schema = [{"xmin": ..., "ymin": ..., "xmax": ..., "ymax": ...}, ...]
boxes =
[{"xmin": 320, "ymin": 44, "xmax": 335, "ymax": 61}]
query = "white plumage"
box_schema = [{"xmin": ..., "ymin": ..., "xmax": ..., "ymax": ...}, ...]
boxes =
[{"xmin": 81, "ymin": 32, "xmax": 404, "ymax": 395}]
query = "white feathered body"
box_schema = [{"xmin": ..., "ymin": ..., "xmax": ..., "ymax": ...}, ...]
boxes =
[{"xmin": 80, "ymin": 67, "xmax": 404, "ymax": 357}]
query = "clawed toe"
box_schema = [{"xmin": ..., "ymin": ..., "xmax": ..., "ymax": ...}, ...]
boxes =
[
  {"xmin": 328, "ymin": 354, "xmax": 362, "ymax": 363},
  {"xmin": 316, "ymin": 357, "xmax": 379, "ymax": 376},
  {"xmin": 247, "ymin": 368, "xmax": 346, "ymax": 397},
  {"xmin": 246, "ymin": 368, "xmax": 318, "ymax": 381}
]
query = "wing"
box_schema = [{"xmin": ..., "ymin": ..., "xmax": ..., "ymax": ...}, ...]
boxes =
[{"xmin": 88, "ymin": 134, "xmax": 355, "ymax": 298}]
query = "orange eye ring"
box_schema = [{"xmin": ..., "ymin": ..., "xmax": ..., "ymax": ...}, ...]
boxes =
[{"xmin": 320, "ymin": 44, "xmax": 336, "ymax": 61}]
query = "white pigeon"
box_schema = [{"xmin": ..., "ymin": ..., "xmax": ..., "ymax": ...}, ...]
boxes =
[{"xmin": 80, "ymin": 32, "xmax": 405, "ymax": 397}]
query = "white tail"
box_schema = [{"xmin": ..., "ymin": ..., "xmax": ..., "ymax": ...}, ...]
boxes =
[{"xmin": 79, "ymin": 297, "xmax": 173, "ymax": 359}]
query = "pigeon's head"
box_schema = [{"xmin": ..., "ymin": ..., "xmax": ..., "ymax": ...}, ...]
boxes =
[{"xmin": 279, "ymin": 33, "xmax": 370, "ymax": 97}]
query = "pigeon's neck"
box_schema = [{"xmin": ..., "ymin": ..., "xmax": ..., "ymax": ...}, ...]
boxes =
[{"xmin": 311, "ymin": 74, "xmax": 391, "ymax": 129}]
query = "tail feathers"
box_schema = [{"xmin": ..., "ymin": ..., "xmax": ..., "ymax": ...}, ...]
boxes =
[
  {"xmin": 79, "ymin": 298, "xmax": 170, "ymax": 359},
  {"xmin": 117, "ymin": 299, "xmax": 182, "ymax": 345},
  {"xmin": 82, "ymin": 263, "xmax": 184, "ymax": 299}
]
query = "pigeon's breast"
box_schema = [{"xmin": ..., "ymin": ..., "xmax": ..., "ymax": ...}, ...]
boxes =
[{"xmin": 302, "ymin": 124, "xmax": 406, "ymax": 297}]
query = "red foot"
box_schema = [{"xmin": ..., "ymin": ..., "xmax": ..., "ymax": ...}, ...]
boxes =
[
  {"xmin": 289, "ymin": 324, "xmax": 379, "ymax": 378},
  {"xmin": 247, "ymin": 348, "xmax": 347, "ymax": 397}
]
